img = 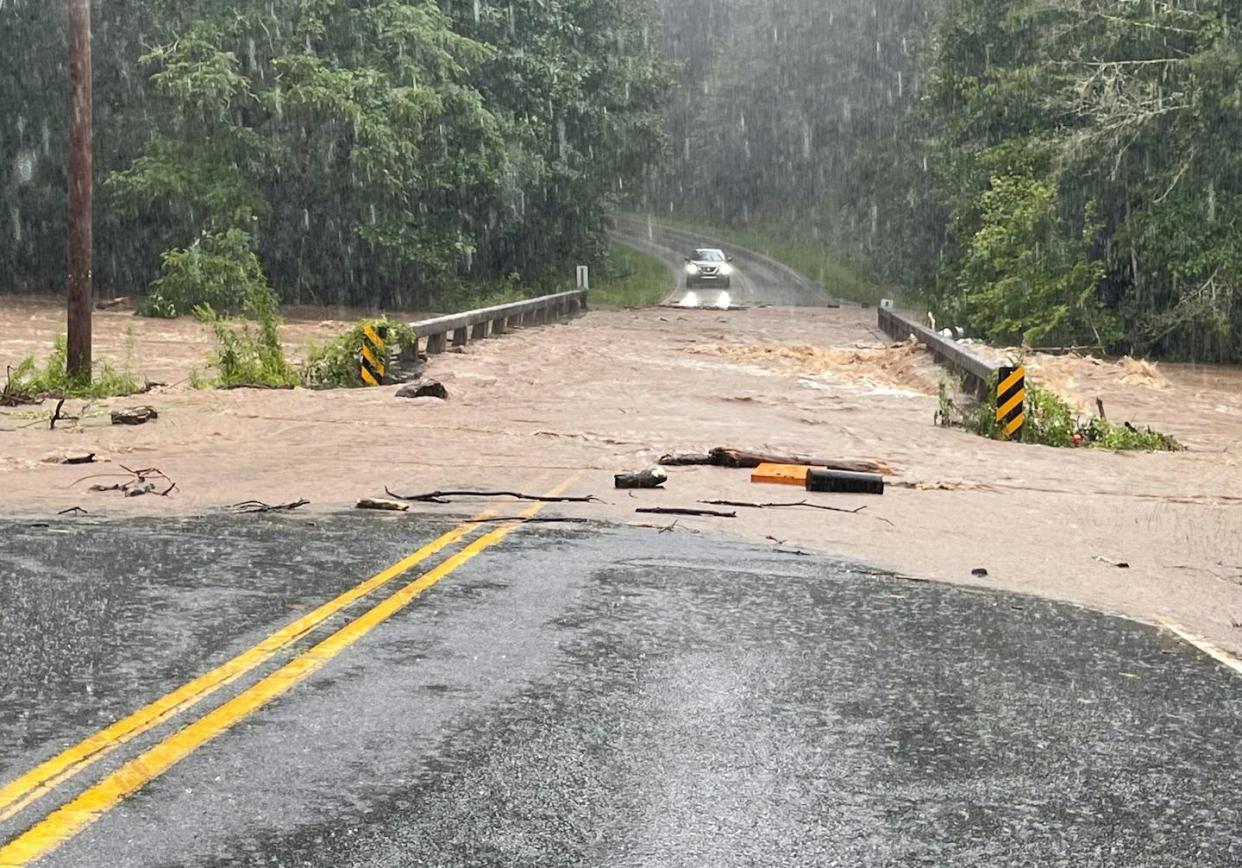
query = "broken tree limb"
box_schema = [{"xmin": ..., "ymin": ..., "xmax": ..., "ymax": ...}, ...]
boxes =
[
  {"xmin": 49, "ymin": 398, "xmax": 67, "ymax": 430},
  {"xmin": 57, "ymin": 506, "xmax": 88, "ymax": 515},
  {"xmin": 699, "ymin": 499, "xmax": 868, "ymax": 516},
  {"xmin": 385, "ymin": 488, "xmax": 602, "ymax": 505},
  {"xmin": 231, "ymin": 499, "xmax": 311, "ymax": 514},
  {"xmin": 636, "ymin": 507, "xmax": 737, "ymax": 519},
  {"xmin": 111, "ymin": 406, "xmax": 158, "ymax": 426},
  {"xmin": 79, "ymin": 465, "xmax": 176, "ymax": 497},
  {"xmin": 659, "ymin": 447, "xmax": 895, "ymax": 476},
  {"xmin": 356, "ymin": 498, "xmax": 410, "ymax": 512}
]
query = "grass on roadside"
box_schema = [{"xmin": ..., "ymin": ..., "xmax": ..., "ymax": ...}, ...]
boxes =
[
  {"xmin": 2, "ymin": 330, "xmax": 142, "ymax": 402},
  {"xmin": 590, "ymin": 243, "xmax": 673, "ymax": 309},
  {"xmin": 643, "ymin": 213, "xmax": 882, "ymax": 306}
]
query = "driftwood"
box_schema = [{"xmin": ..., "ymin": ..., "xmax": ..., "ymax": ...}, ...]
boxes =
[
  {"xmin": 699, "ymin": 499, "xmax": 868, "ymax": 516},
  {"xmin": 95, "ymin": 296, "xmax": 130, "ymax": 310},
  {"xmin": 385, "ymin": 488, "xmax": 601, "ymax": 505},
  {"xmin": 80, "ymin": 465, "xmax": 176, "ymax": 497},
  {"xmin": 636, "ymin": 507, "xmax": 737, "ymax": 519},
  {"xmin": 111, "ymin": 406, "xmax": 159, "ymax": 426},
  {"xmin": 57, "ymin": 506, "xmax": 88, "ymax": 516},
  {"xmin": 49, "ymin": 399, "xmax": 67, "ymax": 430},
  {"xmin": 231, "ymin": 499, "xmax": 311, "ymax": 514},
  {"xmin": 356, "ymin": 498, "xmax": 410, "ymax": 512},
  {"xmin": 659, "ymin": 447, "xmax": 894, "ymax": 476}
]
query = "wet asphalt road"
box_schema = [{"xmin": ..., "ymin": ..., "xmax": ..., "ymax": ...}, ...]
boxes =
[
  {"xmin": 609, "ymin": 216, "xmax": 834, "ymax": 308},
  {"xmin": 1, "ymin": 515, "xmax": 1241, "ymax": 867}
]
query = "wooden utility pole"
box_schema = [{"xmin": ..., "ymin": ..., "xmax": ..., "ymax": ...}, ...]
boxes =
[{"xmin": 67, "ymin": 0, "xmax": 94, "ymax": 381}]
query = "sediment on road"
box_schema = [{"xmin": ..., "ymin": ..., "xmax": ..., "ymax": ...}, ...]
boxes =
[{"xmin": 2, "ymin": 298, "xmax": 1240, "ymax": 661}]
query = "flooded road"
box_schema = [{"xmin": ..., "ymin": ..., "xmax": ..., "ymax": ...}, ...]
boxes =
[{"xmin": 2, "ymin": 518, "xmax": 1240, "ymax": 866}]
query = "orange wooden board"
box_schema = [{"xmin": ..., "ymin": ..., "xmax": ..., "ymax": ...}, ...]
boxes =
[{"xmin": 750, "ymin": 463, "xmax": 811, "ymax": 486}]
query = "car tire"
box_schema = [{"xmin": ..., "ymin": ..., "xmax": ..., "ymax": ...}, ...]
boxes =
[
  {"xmin": 722, "ymin": 278, "xmax": 732, "ymax": 290},
  {"xmin": 686, "ymin": 278, "xmax": 696, "ymax": 289}
]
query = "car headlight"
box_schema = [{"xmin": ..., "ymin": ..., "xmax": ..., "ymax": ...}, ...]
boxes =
[
  {"xmin": 685, "ymin": 263, "xmax": 701, "ymax": 275},
  {"xmin": 719, "ymin": 263, "xmax": 734, "ymax": 276}
]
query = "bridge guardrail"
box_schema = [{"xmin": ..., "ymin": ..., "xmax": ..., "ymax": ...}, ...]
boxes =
[
  {"xmin": 408, "ymin": 290, "xmax": 587, "ymax": 355},
  {"xmin": 877, "ymin": 306, "xmax": 998, "ymax": 396}
]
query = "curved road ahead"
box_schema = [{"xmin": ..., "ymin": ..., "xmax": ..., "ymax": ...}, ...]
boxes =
[{"xmin": 610, "ymin": 215, "xmax": 838, "ymax": 308}]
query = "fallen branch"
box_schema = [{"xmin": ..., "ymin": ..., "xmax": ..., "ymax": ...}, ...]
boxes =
[
  {"xmin": 57, "ymin": 506, "xmax": 88, "ymax": 515},
  {"xmin": 636, "ymin": 507, "xmax": 736, "ymax": 519},
  {"xmin": 49, "ymin": 399, "xmax": 67, "ymax": 430},
  {"xmin": 356, "ymin": 498, "xmax": 409, "ymax": 512},
  {"xmin": 385, "ymin": 487, "xmax": 602, "ymax": 505},
  {"xmin": 699, "ymin": 499, "xmax": 867, "ymax": 516},
  {"xmin": 231, "ymin": 499, "xmax": 311, "ymax": 514},
  {"xmin": 659, "ymin": 447, "xmax": 895, "ymax": 476},
  {"xmin": 80, "ymin": 464, "xmax": 176, "ymax": 497}
]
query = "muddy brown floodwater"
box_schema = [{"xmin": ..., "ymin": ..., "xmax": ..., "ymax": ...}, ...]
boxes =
[{"xmin": 2, "ymin": 297, "xmax": 1241, "ymax": 661}]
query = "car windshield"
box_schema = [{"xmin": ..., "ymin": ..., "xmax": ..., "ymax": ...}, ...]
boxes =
[{"xmin": 693, "ymin": 250, "xmax": 726, "ymax": 262}]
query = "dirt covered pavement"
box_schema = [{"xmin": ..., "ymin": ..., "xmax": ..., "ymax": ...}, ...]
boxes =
[{"xmin": 2, "ymin": 297, "xmax": 1241, "ymax": 659}]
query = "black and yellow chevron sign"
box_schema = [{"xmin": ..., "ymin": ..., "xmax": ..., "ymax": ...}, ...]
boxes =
[
  {"xmin": 360, "ymin": 323, "xmax": 387, "ymax": 387},
  {"xmin": 996, "ymin": 365, "xmax": 1026, "ymax": 441}
]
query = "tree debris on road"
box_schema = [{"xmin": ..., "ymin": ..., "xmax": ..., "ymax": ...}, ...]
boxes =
[
  {"xmin": 614, "ymin": 467, "xmax": 668, "ymax": 489},
  {"xmin": 231, "ymin": 499, "xmax": 311, "ymax": 514},
  {"xmin": 396, "ymin": 380, "xmax": 447, "ymax": 400},
  {"xmin": 385, "ymin": 488, "xmax": 602, "ymax": 505},
  {"xmin": 111, "ymin": 406, "xmax": 159, "ymax": 426},
  {"xmin": 356, "ymin": 498, "xmax": 410, "ymax": 512},
  {"xmin": 659, "ymin": 447, "xmax": 895, "ymax": 476},
  {"xmin": 636, "ymin": 507, "xmax": 737, "ymax": 519},
  {"xmin": 699, "ymin": 499, "xmax": 868, "ymax": 516},
  {"xmin": 464, "ymin": 516, "xmax": 591, "ymax": 525},
  {"xmin": 42, "ymin": 451, "xmax": 97, "ymax": 465},
  {"xmin": 82, "ymin": 465, "xmax": 177, "ymax": 497}
]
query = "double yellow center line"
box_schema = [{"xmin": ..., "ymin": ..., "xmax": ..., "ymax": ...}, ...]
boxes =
[{"xmin": 0, "ymin": 474, "xmax": 579, "ymax": 866}]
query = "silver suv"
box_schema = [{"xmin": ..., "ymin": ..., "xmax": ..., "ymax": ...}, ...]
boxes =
[{"xmin": 684, "ymin": 248, "xmax": 734, "ymax": 290}]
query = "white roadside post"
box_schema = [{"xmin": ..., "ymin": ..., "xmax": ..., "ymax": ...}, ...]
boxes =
[{"xmin": 576, "ymin": 265, "xmax": 590, "ymax": 291}]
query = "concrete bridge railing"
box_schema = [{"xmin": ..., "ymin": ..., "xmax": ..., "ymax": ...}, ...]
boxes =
[
  {"xmin": 408, "ymin": 290, "xmax": 587, "ymax": 355},
  {"xmin": 877, "ymin": 305, "xmax": 999, "ymax": 396}
]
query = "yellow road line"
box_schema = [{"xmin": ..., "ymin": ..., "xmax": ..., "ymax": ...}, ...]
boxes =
[
  {"xmin": 0, "ymin": 474, "xmax": 581, "ymax": 867},
  {"xmin": 1158, "ymin": 619, "xmax": 1242, "ymax": 677},
  {"xmin": 0, "ymin": 512, "xmax": 493, "ymax": 824}
]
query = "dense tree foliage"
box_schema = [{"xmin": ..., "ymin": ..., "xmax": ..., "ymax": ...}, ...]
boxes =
[
  {"xmin": 1, "ymin": 0, "xmax": 666, "ymax": 309},
  {"xmin": 655, "ymin": 0, "xmax": 1242, "ymax": 361}
]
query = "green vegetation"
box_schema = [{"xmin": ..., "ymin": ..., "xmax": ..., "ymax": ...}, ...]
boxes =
[
  {"xmin": 652, "ymin": 0, "xmax": 1242, "ymax": 361},
  {"xmin": 303, "ymin": 320, "xmax": 419, "ymax": 389},
  {"xmin": 192, "ymin": 283, "xmax": 298, "ymax": 389},
  {"xmin": 3, "ymin": 0, "xmax": 668, "ymax": 310},
  {"xmin": 143, "ymin": 230, "xmax": 275, "ymax": 319},
  {"xmin": 657, "ymin": 215, "xmax": 882, "ymax": 307},
  {"xmin": 939, "ymin": 377, "xmax": 1180, "ymax": 452},
  {"xmin": 2, "ymin": 336, "xmax": 141, "ymax": 401},
  {"xmin": 590, "ymin": 245, "xmax": 674, "ymax": 309}
]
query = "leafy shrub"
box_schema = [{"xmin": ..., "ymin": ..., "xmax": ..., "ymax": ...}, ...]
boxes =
[
  {"xmin": 303, "ymin": 319, "xmax": 419, "ymax": 388},
  {"xmin": 143, "ymin": 229, "xmax": 277, "ymax": 319},
  {"xmin": 4, "ymin": 336, "xmax": 141, "ymax": 400},
  {"xmin": 940, "ymin": 376, "xmax": 1179, "ymax": 451},
  {"xmin": 194, "ymin": 279, "xmax": 298, "ymax": 389}
]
